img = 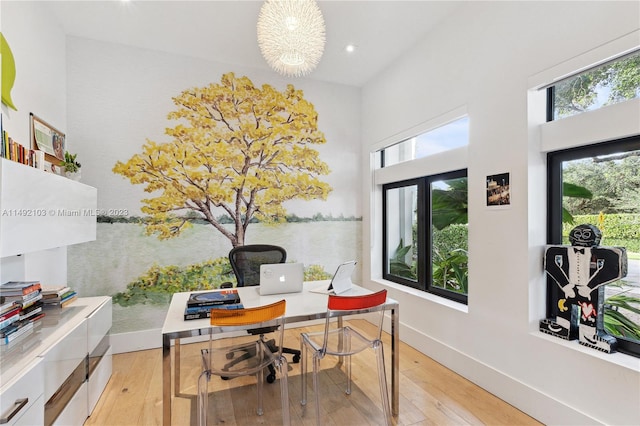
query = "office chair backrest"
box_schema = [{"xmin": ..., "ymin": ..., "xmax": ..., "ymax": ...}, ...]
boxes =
[
  {"xmin": 229, "ymin": 244, "xmax": 287, "ymax": 287},
  {"xmin": 322, "ymin": 289, "xmax": 388, "ymax": 351}
]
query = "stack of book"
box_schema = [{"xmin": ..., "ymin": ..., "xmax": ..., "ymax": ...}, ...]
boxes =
[
  {"xmin": 41, "ymin": 286, "xmax": 77, "ymax": 308},
  {"xmin": 0, "ymin": 281, "xmax": 45, "ymax": 345},
  {"xmin": 184, "ymin": 289, "xmax": 243, "ymax": 320}
]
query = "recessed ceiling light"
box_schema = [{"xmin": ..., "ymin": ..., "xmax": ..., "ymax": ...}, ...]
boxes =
[{"xmin": 345, "ymin": 44, "xmax": 356, "ymax": 53}]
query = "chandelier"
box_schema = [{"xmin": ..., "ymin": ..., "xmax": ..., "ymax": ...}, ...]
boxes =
[{"xmin": 257, "ymin": 0, "xmax": 326, "ymax": 77}]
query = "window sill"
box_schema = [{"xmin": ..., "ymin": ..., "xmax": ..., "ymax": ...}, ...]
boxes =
[
  {"xmin": 532, "ymin": 330, "xmax": 640, "ymax": 373},
  {"xmin": 370, "ymin": 278, "xmax": 469, "ymax": 314}
]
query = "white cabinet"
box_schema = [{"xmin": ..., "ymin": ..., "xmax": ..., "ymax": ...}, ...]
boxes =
[
  {"xmin": 0, "ymin": 159, "xmax": 107, "ymax": 424},
  {"xmin": 0, "ymin": 158, "xmax": 97, "ymax": 257},
  {"xmin": 0, "ymin": 297, "xmax": 111, "ymax": 426}
]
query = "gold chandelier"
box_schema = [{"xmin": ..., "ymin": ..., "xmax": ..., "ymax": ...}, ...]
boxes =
[{"xmin": 257, "ymin": 0, "xmax": 326, "ymax": 77}]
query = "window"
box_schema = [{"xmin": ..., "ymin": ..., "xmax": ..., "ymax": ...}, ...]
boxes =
[
  {"xmin": 547, "ymin": 50, "xmax": 639, "ymax": 121},
  {"xmin": 547, "ymin": 135, "xmax": 640, "ymax": 357},
  {"xmin": 383, "ymin": 170, "xmax": 468, "ymax": 304},
  {"xmin": 381, "ymin": 116, "xmax": 469, "ymax": 167}
]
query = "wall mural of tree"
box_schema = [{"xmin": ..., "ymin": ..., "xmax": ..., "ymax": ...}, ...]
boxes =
[
  {"xmin": 114, "ymin": 72, "xmax": 332, "ymax": 248},
  {"xmin": 111, "ymin": 72, "xmax": 335, "ymax": 306}
]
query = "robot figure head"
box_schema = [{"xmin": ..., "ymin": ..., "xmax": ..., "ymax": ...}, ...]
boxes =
[{"xmin": 569, "ymin": 224, "xmax": 602, "ymax": 247}]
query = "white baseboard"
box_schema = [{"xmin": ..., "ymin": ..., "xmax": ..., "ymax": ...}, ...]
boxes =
[
  {"xmin": 112, "ymin": 328, "xmax": 162, "ymax": 353},
  {"xmin": 396, "ymin": 321, "xmax": 598, "ymax": 426}
]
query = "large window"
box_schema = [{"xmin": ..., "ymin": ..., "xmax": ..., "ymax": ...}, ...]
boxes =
[
  {"xmin": 547, "ymin": 135, "xmax": 640, "ymax": 357},
  {"xmin": 383, "ymin": 170, "xmax": 468, "ymax": 304}
]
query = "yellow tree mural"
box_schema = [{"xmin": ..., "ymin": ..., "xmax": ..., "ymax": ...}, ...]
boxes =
[{"xmin": 114, "ymin": 72, "xmax": 332, "ymax": 247}]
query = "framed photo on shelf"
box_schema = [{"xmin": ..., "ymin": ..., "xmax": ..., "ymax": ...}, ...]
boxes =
[
  {"xmin": 30, "ymin": 113, "xmax": 65, "ymax": 166},
  {"xmin": 486, "ymin": 172, "xmax": 511, "ymax": 208}
]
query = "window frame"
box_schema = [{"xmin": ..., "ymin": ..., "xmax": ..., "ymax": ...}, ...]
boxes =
[
  {"xmin": 382, "ymin": 169, "xmax": 468, "ymax": 305},
  {"xmin": 547, "ymin": 134, "xmax": 640, "ymax": 357},
  {"xmin": 382, "ymin": 177, "xmax": 425, "ymax": 290}
]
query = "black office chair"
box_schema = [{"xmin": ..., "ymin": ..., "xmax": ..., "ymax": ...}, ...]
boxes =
[{"xmin": 222, "ymin": 244, "xmax": 301, "ymax": 383}]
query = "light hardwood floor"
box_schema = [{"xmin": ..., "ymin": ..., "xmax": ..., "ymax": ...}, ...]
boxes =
[{"xmin": 85, "ymin": 320, "xmax": 542, "ymax": 425}]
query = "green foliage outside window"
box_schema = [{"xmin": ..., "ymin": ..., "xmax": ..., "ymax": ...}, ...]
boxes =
[
  {"xmin": 389, "ymin": 239, "xmax": 417, "ymax": 280},
  {"xmin": 432, "ymin": 224, "xmax": 469, "ymax": 294},
  {"xmin": 553, "ymin": 51, "xmax": 639, "ymax": 119}
]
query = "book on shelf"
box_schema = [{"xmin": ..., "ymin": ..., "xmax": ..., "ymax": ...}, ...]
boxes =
[
  {"xmin": 0, "ymin": 321, "xmax": 34, "ymax": 345},
  {"xmin": 42, "ymin": 288, "xmax": 76, "ymax": 305},
  {"xmin": 41, "ymin": 285, "xmax": 71, "ymax": 298},
  {"xmin": 0, "ymin": 306, "xmax": 20, "ymax": 330},
  {"xmin": 0, "ymin": 315, "xmax": 33, "ymax": 338},
  {"xmin": 61, "ymin": 294, "xmax": 77, "ymax": 308},
  {"xmin": 183, "ymin": 302, "xmax": 244, "ymax": 321},
  {"xmin": 186, "ymin": 289, "xmax": 241, "ymax": 308},
  {"xmin": 0, "ymin": 123, "xmax": 45, "ymax": 169},
  {"xmin": 43, "ymin": 292, "xmax": 77, "ymax": 308},
  {"xmin": 42, "ymin": 287, "xmax": 73, "ymax": 302},
  {"xmin": 0, "ymin": 299, "xmax": 17, "ymax": 315},
  {"xmin": 19, "ymin": 292, "xmax": 43, "ymax": 309},
  {"xmin": 18, "ymin": 302, "xmax": 43, "ymax": 321},
  {"xmin": 0, "ymin": 281, "xmax": 42, "ymax": 297}
]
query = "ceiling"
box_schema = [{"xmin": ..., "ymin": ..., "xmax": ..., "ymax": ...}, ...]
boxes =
[{"xmin": 44, "ymin": 0, "xmax": 463, "ymax": 87}]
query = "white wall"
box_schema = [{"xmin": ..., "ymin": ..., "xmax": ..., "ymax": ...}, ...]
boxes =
[
  {"xmin": 0, "ymin": 1, "xmax": 68, "ymax": 285},
  {"xmin": 362, "ymin": 2, "xmax": 639, "ymax": 425}
]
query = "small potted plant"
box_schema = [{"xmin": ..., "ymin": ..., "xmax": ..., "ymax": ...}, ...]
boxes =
[{"xmin": 61, "ymin": 151, "xmax": 82, "ymax": 181}]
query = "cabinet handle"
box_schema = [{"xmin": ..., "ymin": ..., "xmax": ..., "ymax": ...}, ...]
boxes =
[{"xmin": 0, "ymin": 398, "xmax": 28, "ymax": 424}]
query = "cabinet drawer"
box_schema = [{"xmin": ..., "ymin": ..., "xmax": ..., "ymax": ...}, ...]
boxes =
[
  {"xmin": 87, "ymin": 298, "xmax": 111, "ymax": 354},
  {"xmin": 51, "ymin": 382, "xmax": 87, "ymax": 426},
  {"xmin": 0, "ymin": 358, "xmax": 44, "ymax": 425},
  {"xmin": 88, "ymin": 346, "xmax": 112, "ymax": 415},
  {"xmin": 40, "ymin": 319, "xmax": 87, "ymax": 402},
  {"xmin": 7, "ymin": 396, "xmax": 44, "ymax": 426}
]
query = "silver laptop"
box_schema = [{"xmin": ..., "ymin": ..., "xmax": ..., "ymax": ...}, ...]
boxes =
[
  {"xmin": 310, "ymin": 260, "xmax": 357, "ymax": 295},
  {"xmin": 259, "ymin": 262, "xmax": 304, "ymax": 295}
]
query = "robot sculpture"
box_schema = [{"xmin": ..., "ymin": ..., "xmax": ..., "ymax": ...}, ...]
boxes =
[{"xmin": 540, "ymin": 224, "xmax": 627, "ymax": 353}]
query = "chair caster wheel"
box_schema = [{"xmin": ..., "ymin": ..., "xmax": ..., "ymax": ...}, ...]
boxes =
[
  {"xmin": 266, "ymin": 373, "xmax": 276, "ymax": 384},
  {"xmin": 221, "ymin": 376, "xmax": 230, "ymax": 381},
  {"xmin": 292, "ymin": 354, "xmax": 301, "ymax": 363},
  {"xmin": 226, "ymin": 352, "xmax": 235, "ymax": 360}
]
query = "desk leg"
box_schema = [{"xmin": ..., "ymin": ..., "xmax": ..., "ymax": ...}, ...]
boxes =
[
  {"xmin": 391, "ymin": 305, "xmax": 399, "ymax": 416},
  {"xmin": 163, "ymin": 334, "xmax": 171, "ymax": 426},
  {"xmin": 175, "ymin": 339, "xmax": 181, "ymax": 395}
]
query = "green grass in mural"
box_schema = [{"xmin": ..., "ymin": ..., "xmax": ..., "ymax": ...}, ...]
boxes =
[
  {"xmin": 112, "ymin": 257, "xmax": 235, "ymax": 307},
  {"xmin": 112, "ymin": 256, "xmax": 332, "ymax": 307}
]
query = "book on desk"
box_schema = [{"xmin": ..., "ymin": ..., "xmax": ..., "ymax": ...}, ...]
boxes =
[
  {"xmin": 184, "ymin": 302, "xmax": 244, "ymax": 320},
  {"xmin": 184, "ymin": 289, "xmax": 243, "ymax": 320},
  {"xmin": 186, "ymin": 289, "xmax": 240, "ymax": 307}
]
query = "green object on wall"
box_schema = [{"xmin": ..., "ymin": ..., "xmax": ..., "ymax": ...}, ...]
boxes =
[{"xmin": 1, "ymin": 33, "xmax": 17, "ymax": 111}]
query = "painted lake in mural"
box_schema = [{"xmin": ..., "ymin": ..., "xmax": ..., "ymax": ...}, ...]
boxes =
[{"xmin": 68, "ymin": 221, "xmax": 362, "ymax": 333}]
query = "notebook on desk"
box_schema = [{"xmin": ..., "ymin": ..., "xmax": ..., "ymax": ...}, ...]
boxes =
[
  {"xmin": 310, "ymin": 260, "xmax": 357, "ymax": 295},
  {"xmin": 258, "ymin": 262, "xmax": 304, "ymax": 295}
]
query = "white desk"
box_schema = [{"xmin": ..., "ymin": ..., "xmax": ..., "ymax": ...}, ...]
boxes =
[{"xmin": 161, "ymin": 281, "xmax": 399, "ymax": 425}]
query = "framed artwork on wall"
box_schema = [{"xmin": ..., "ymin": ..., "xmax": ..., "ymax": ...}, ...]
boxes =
[
  {"xmin": 30, "ymin": 113, "xmax": 65, "ymax": 166},
  {"xmin": 486, "ymin": 172, "xmax": 511, "ymax": 207}
]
